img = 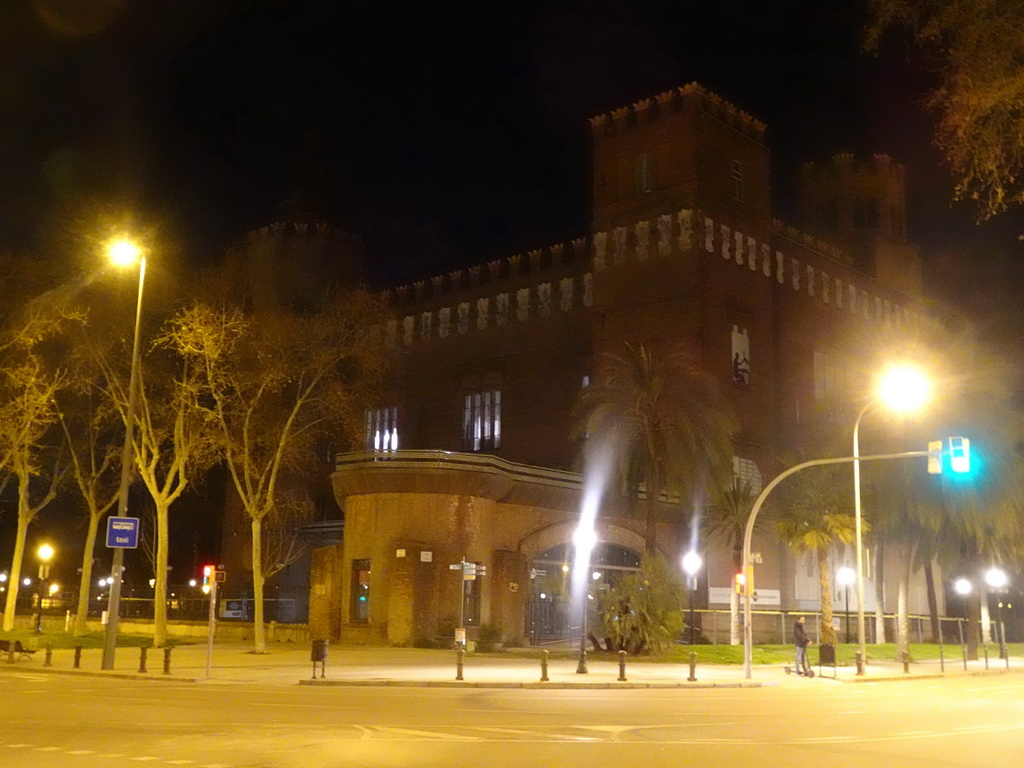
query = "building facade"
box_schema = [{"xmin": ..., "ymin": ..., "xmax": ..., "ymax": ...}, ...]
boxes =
[{"xmin": 309, "ymin": 83, "xmax": 940, "ymax": 646}]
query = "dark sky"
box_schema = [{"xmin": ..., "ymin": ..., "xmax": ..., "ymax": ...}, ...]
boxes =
[
  {"xmin": 3, "ymin": 0, "xmax": 1024, "ymax": 587},
  {"xmin": 4, "ymin": 0, "xmax": 1023, "ymax": 291}
]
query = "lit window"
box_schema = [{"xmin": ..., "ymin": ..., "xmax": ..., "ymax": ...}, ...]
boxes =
[
  {"xmin": 731, "ymin": 160, "xmax": 744, "ymax": 202},
  {"xmin": 463, "ymin": 389, "xmax": 501, "ymax": 452},
  {"xmin": 365, "ymin": 407, "xmax": 398, "ymax": 451}
]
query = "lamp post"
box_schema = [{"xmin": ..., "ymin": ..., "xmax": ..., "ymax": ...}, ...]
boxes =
[
  {"xmin": 34, "ymin": 543, "xmax": 54, "ymax": 633},
  {"xmin": 102, "ymin": 237, "xmax": 147, "ymax": 671},
  {"xmin": 985, "ymin": 567, "xmax": 1009, "ymax": 660},
  {"xmin": 852, "ymin": 364, "xmax": 930, "ymax": 674},
  {"xmin": 836, "ymin": 566, "xmax": 855, "ymax": 644},
  {"xmin": 682, "ymin": 550, "xmax": 702, "ymax": 645},
  {"xmin": 573, "ymin": 525, "xmax": 597, "ymax": 674}
]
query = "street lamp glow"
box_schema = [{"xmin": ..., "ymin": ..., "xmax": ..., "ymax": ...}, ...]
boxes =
[
  {"xmin": 37, "ymin": 543, "xmax": 54, "ymax": 562},
  {"xmin": 0, "ymin": 573, "xmax": 7, "ymax": 583},
  {"xmin": 48, "ymin": 582, "xmax": 60, "ymax": 595},
  {"xmin": 682, "ymin": 550, "xmax": 703, "ymax": 577},
  {"xmin": 106, "ymin": 237, "xmax": 143, "ymax": 267},
  {"xmin": 877, "ymin": 364, "xmax": 930, "ymax": 414},
  {"xmin": 572, "ymin": 525, "xmax": 597, "ymax": 555},
  {"xmin": 985, "ymin": 567, "xmax": 1008, "ymax": 589},
  {"xmin": 837, "ymin": 566, "xmax": 856, "ymax": 586},
  {"xmin": 954, "ymin": 577, "xmax": 972, "ymax": 595},
  {"xmin": 22, "ymin": 577, "xmax": 31, "ymax": 587}
]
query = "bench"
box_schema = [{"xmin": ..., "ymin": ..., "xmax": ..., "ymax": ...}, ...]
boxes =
[{"xmin": 0, "ymin": 639, "xmax": 37, "ymax": 661}]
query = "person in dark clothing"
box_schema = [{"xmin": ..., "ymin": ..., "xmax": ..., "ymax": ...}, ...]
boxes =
[{"xmin": 793, "ymin": 616, "xmax": 812, "ymax": 675}]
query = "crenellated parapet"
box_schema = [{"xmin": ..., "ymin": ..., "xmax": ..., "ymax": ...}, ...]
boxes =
[
  {"xmin": 588, "ymin": 82, "xmax": 766, "ymax": 143},
  {"xmin": 770, "ymin": 219, "xmax": 852, "ymax": 266}
]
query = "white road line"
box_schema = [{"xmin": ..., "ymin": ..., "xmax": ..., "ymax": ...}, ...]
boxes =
[
  {"xmin": 165, "ymin": 761, "xmax": 196, "ymax": 765},
  {"xmin": 34, "ymin": 746, "xmax": 63, "ymax": 751},
  {"xmin": 5, "ymin": 744, "xmax": 33, "ymax": 748},
  {"xmin": 130, "ymin": 757, "xmax": 161, "ymax": 762},
  {"xmin": 895, "ymin": 730, "xmax": 934, "ymax": 736},
  {"xmin": 66, "ymin": 750, "xmax": 94, "ymax": 755}
]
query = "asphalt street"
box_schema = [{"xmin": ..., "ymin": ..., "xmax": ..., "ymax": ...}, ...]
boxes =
[{"xmin": 2, "ymin": 669, "xmax": 1022, "ymax": 767}]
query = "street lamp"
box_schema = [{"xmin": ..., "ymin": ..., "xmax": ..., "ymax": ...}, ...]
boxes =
[
  {"xmin": 836, "ymin": 566, "xmax": 856, "ymax": 644},
  {"xmin": 852, "ymin": 363, "xmax": 930, "ymax": 673},
  {"xmin": 681, "ymin": 550, "xmax": 703, "ymax": 645},
  {"xmin": 102, "ymin": 236, "xmax": 147, "ymax": 671},
  {"xmin": 572, "ymin": 524, "xmax": 597, "ymax": 674},
  {"xmin": 34, "ymin": 543, "xmax": 55, "ymax": 633},
  {"xmin": 985, "ymin": 567, "xmax": 1009, "ymax": 660}
]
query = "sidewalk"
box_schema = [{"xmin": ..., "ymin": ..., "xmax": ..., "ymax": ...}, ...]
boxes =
[{"xmin": 6, "ymin": 642, "xmax": 1022, "ymax": 688}]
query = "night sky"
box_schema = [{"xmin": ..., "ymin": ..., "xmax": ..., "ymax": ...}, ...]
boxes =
[{"xmin": 3, "ymin": 0, "xmax": 1024, "ymax": 582}]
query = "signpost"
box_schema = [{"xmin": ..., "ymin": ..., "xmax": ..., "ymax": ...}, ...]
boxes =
[
  {"xmin": 105, "ymin": 517, "xmax": 140, "ymax": 549},
  {"xmin": 203, "ymin": 565, "xmax": 226, "ymax": 677},
  {"xmin": 449, "ymin": 558, "xmax": 486, "ymax": 647}
]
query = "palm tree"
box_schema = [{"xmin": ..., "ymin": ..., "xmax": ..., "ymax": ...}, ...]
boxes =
[
  {"xmin": 705, "ymin": 478, "xmax": 760, "ymax": 645},
  {"xmin": 576, "ymin": 342, "xmax": 736, "ymax": 554},
  {"xmin": 775, "ymin": 463, "xmax": 857, "ymax": 646}
]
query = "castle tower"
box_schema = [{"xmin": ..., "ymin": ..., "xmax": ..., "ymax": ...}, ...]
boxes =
[
  {"xmin": 589, "ymin": 83, "xmax": 770, "ymax": 236},
  {"xmin": 796, "ymin": 154, "xmax": 922, "ymax": 297}
]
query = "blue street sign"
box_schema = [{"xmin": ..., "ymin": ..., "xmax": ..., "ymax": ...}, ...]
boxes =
[{"xmin": 106, "ymin": 516, "xmax": 140, "ymax": 549}]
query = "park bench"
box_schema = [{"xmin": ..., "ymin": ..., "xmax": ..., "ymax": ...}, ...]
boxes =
[{"xmin": 0, "ymin": 639, "xmax": 37, "ymax": 661}]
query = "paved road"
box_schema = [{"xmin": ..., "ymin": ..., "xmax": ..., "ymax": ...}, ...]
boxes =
[{"xmin": 2, "ymin": 669, "xmax": 1023, "ymax": 767}]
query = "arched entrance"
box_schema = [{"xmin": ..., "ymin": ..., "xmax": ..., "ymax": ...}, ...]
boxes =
[{"xmin": 526, "ymin": 542, "xmax": 642, "ymax": 643}]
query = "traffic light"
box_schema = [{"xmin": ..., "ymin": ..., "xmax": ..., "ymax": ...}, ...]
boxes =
[
  {"xmin": 949, "ymin": 436, "xmax": 970, "ymax": 474},
  {"xmin": 735, "ymin": 571, "xmax": 747, "ymax": 596},
  {"xmin": 202, "ymin": 564, "xmax": 214, "ymax": 594}
]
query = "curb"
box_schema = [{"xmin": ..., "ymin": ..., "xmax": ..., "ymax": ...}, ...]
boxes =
[
  {"xmin": 0, "ymin": 666, "xmax": 197, "ymax": 683},
  {"xmin": 298, "ymin": 679, "xmax": 766, "ymax": 689},
  {"xmin": 837, "ymin": 666, "xmax": 1024, "ymax": 683}
]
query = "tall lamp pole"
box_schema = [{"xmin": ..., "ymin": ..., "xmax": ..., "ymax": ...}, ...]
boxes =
[
  {"xmin": 851, "ymin": 365, "xmax": 930, "ymax": 675},
  {"xmin": 102, "ymin": 238, "xmax": 146, "ymax": 671},
  {"xmin": 837, "ymin": 566, "xmax": 855, "ymax": 645}
]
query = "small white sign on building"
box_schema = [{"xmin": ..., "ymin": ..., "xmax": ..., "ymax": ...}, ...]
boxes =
[{"xmin": 708, "ymin": 587, "xmax": 781, "ymax": 606}]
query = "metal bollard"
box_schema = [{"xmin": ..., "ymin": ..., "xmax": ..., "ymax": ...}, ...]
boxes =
[
  {"xmin": 983, "ymin": 646, "xmax": 989, "ymax": 670},
  {"xmin": 939, "ymin": 646, "xmax": 945, "ymax": 673},
  {"xmin": 540, "ymin": 649, "xmax": 549, "ymax": 682},
  {"xmin": 618, "ymin": 650, "xmax": 627, "ymax": 682},
  {"xmin": 73, "ymin": 646, "xmax": 82, "ymax": 669},
  {"xmin": 138, "ymin": 646, "xmax": 148, "ymax": 674},
  {"xmin": 44, "ymin": 643, "xmax": 53, "ymax": 667},
  {"xmin": 456, "ymin": 647, "xmax": 465, "ymax": 681},
  {"xmin": 688, "ymin": 651, "xmax": 697, "ymax": 682},
  {"xmin": 163, "ymin": 646, "xmax": 172, "ymax": 675},
  {"xmin": 902, "ymin": 651, "xmax": 910, "ymax": 674},
  {"xmin": 855, "ymin": 651, "xmax": 865, "ymax": 676}
]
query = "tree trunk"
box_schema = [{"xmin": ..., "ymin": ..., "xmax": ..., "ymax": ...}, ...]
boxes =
[
  {"xmin": 74, "ymin": 513, "xmax": 102, "ymax": 636},
  {"xmin": 896, "ymin": 551, "xmax": 911, "ymax": 660},
  {"xmin": 152, "ymin": 502, "xmax": 170, "ymax": 647},
  {"xmin": 966, "ymin": 591, "xmax": 981, "ymax": 660},
  {"xmin": 873, "ymin": 538, "xmax": 887, "ymax": 643},
  {"xmin": 816, "ymin": 547, "xmax": 836, "ymax": 645},
  {"xmin": 252, "ymin": 516, "xmax": 267, "ymax": 654},
  {"xmin": 1, "ymin": 513, "xmax": 29, "ymax": 631},
  {"xmin": 924, "ymin": 561, "xmax": 940, "ymax": 643},
  {"xmin": 979, "ymin": 584, "xmax": 992, "ymax": 644}
]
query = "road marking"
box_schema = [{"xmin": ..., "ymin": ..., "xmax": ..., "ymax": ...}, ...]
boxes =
[
  {"xmin": 5, "ymin": 744, "xmax": 33, "ymax": 748},
  {"xmin": 130, "ymin": 757, "xmax": 161, "ymax": 762},
  {"xmin": 895, "ymin": 730, "xmax": 933, "ymax": 736},
  {"xmin": 66, "ymin": 750, "xmax": 94, "ymax": 755},
  {"xmin": 376, "ymin": 727, "xmax": 483, "ymax": 741},
  {"xmin": 34, "ymin": 746, "xmax": 63, "ymax": 751},
  {"xmin": 165, "ymin": 761, "xmax": 196, "ymax": 765}
]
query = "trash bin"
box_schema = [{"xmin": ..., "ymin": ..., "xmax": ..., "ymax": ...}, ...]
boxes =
[
  {"xmin": 311, "ymin": 639, "xmax": 328, "ymax": 663},
  {"xmin": 818, "ymin": 643, "xmax": 836, "ymax": 665}
]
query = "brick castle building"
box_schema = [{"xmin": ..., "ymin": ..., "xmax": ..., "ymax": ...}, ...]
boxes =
[{"xmin": 304, "ymin": 83, "xmax": 939, "ymax": 646}]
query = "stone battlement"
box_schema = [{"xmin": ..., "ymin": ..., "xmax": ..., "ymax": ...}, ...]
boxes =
[{"xmin": 588, "ymin": 82, "xmax": 766, "ymax": 143}]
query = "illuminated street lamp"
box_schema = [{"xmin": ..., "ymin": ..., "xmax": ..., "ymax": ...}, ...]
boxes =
[
  {"xmin": 102, "ymin": 236, "xmax": 147, "ymax": 671},
  {"xmin": 852, "ymin": 364, "xmax": 930, "ymax": 673},
  {"xmin": 681, "ymin": 551, "xmax": 703, "ymax": 645},
  {"xmin": 35, "ymin": 543, "xmax": 55, "ymax": 633}
]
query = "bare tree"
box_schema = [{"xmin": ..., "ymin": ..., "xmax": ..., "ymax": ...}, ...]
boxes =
[{"xmin": 168, "ymin": 291, "xmax": 390, "ymax": 652}]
